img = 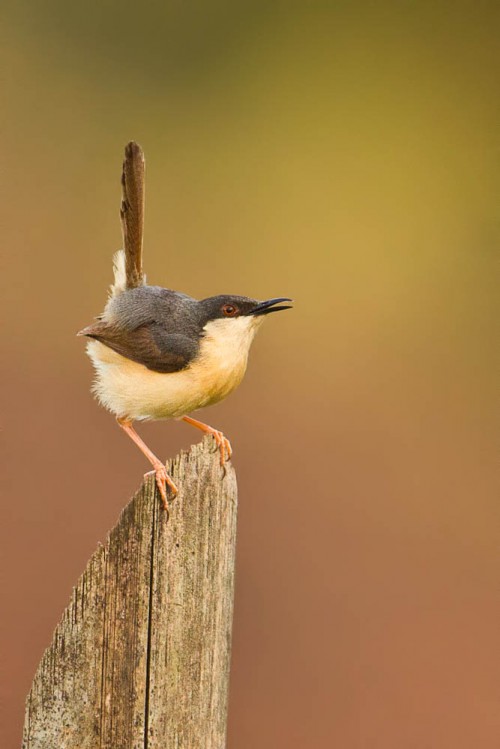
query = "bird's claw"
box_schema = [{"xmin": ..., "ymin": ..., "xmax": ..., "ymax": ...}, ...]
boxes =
[
  {"xmin": 210, "ymin": 430, "xmax": 232, "ymax": 466},
  {"xmin": 145, "ymin": 464, "xmax": 178, "ymax": 513},
  {"xmin": 180, "ymin": 416, "xmax": 233, "ymax": 468}
]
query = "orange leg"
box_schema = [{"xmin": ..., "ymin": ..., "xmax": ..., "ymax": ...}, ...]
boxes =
[
  {"xmin": 182, "ymin": 415, "xmax": 232, "ymax": 466},
  {"xmin": 117, "ymin": 417, "xmax": 177, "ymax": 511}
]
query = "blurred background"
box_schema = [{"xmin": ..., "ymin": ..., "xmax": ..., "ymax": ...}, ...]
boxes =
[{"xmin": 1, "ymin": 2, "xmax": 498, "ymax": 747}]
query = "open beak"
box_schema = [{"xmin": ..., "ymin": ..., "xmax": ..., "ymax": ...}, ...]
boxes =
[{"xmin": 248, "ymin": 297, "xmax": 293, "ymax": 316}]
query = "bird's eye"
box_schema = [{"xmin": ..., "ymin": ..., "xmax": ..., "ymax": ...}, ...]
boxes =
[{"xmin": 222, "ymin": 304, "xmax": 238, "ymax": 317}]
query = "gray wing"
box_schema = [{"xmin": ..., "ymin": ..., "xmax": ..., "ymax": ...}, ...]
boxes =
[
  {"xmin": 79, "ymin": 321, "xmax": 198, "ymax": 373},
  {"xmin": 78, "ymin": 286, "xmax": 201, "ymax": 373}
]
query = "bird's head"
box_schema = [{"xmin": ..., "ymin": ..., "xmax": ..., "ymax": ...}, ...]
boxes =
[{"xmin": 198, "ymin": 295, "xmax": 293, "ymax": 351}]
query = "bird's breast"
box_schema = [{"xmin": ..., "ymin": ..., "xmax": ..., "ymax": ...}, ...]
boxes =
[{"xmin": 194, "ymin": 327, "xmax": 251, "ymax": 406}]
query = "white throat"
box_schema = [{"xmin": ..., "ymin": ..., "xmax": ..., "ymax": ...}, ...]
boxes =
[{"xmin": 199, "ymin": 315, "xmax": 264, "ymax": 367}]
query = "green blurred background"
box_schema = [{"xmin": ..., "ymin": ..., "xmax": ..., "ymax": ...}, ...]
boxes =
[{"xmin": 1, "ymin": 2, "xmax": 497, "ymax": 747}]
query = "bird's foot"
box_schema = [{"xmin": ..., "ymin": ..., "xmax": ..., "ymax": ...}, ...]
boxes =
[
  {"xmin": 208, "ymin": 429, "xmax": 232, "ymax": 466},
  {"xmin": 145, "ymin": 462, "xmax": 178, "ymax": 513},
  {"xmin": 181, "ymin": 415, "xmax": 232, "ymax": 466}
]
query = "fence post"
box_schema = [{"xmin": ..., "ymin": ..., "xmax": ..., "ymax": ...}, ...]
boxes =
[{"xmin": 22, "ymin": 436, "xmax": 238, "ymax": 749}]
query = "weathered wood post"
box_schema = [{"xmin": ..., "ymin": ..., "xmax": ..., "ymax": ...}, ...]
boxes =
[{"xmin": 22, "ymin": 437, "xmax": 238, "ymax": 749}]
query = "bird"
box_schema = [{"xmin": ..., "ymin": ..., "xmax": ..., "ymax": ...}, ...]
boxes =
[{"xmin": 78, "ymin": 142, "xmax": 292, "ymax": 512}]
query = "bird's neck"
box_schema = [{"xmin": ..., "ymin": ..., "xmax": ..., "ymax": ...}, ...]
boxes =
[{"xmin": 198, "ymin": 317, "xmax": 262, "ymax": 373}]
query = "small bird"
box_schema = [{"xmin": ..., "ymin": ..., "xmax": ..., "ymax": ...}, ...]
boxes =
[{"xmin": 78, "ymin": 142, "xmax": 292, "ymax": 511}]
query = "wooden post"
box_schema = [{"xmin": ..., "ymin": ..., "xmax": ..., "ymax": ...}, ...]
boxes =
[{"xmin": 22, "ymin": 436, "xmax": 238, "ymax": 749}]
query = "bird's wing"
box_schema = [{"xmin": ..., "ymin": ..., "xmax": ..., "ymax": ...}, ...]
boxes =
[
  {"xmin": 78, "ymin": 320, "xmax": 198, "ymax": 373},
  {"xmin": 120, "ymin": 141, "xmax": 146, "ymax": 290}
]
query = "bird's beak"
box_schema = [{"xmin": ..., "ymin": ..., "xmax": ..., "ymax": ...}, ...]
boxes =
[{"xmin": 248, "ymin": 297, "xmax": 293, "ymax": 316}]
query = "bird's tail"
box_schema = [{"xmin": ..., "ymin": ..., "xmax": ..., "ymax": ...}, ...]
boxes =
[
  {"xmin": 111, "ymin": 141, "xmax": 146, "ymax": 297},
  {"xmin": 110, "ymin": 249, "xmax": 128, "ymax": 297}
]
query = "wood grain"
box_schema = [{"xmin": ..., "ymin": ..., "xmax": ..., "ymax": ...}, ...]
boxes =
[{"xmin": 22, "ymin": 436, "xmax": 238, "ymax": 749}]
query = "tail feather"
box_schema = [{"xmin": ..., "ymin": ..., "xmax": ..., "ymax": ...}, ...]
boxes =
[
  {"xmin": 110, "ymin": 249, "xmax": 127, "ymax": 297},
  {"xmin": 119, "ymin": 141, "xmax": 146, "ymax": 292},
  {"xmin": 109, "ymin": 249, "xmax": 147, "ymax": 298}
]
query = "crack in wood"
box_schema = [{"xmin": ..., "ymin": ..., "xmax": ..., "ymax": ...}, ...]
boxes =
[{"xmin": 143, "ymin": 485, "xmax": 157, "ymax": 749}]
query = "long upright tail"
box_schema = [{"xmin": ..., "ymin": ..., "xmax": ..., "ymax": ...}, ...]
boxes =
[{"xmin": 112, "ymin": 141, "xmax": 146, "ymax": 296}]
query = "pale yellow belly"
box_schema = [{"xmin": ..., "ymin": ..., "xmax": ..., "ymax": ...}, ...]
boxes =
[{"xmin": 86, "ymin": 340, "xmax": 248, "ymax": 421}]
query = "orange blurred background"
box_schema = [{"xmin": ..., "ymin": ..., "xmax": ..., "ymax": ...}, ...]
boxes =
[{"xmin": 1, "ymin": 3, "xmax": 497, "ymax": 747}]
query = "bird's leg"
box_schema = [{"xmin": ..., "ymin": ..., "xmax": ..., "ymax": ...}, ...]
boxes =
[
  {"xmin": 116, "ymin": 417, "xmax": 177, "ymax": 511},
  {"xmin": 181, "ymin": 415, "xmax": 232, "ymax": 466}
]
